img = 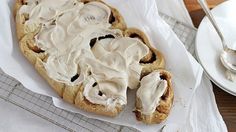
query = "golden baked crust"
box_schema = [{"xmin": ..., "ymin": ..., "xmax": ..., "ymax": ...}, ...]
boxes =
[
  {"xmin": 35, "ymin": 58, "xmax": 66, "ymax": 97},
  {"xmin": 124, "ymin": 28, "xmax": 165, "ymax": 76},
  {"xmin": 75, "ymin": 85, "xmax": 124, "ymax": 117},
  {"xmin": 14, "ymin": 0, "xmax": 173, "ymax": 120},
  {"xmin": 134, "ymin": 69, "xmax": 174, "ymax": 124}
]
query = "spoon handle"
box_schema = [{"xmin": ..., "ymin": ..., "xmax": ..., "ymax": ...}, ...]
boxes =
[{"xmin": 197, "ymin": 0, "xmax": 228, "ymax": 50}]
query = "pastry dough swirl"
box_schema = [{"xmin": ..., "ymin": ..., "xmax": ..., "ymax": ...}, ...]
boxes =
[{"xmin": 137, "ymin": 71, "xmax": 167, "ymax": 115}]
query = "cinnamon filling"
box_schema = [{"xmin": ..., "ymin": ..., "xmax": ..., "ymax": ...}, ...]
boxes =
[
  {"xmin": 50, "ymin": 20, "xmax": 56, "ymax": 25},
  {"xmin": 161, "ymin": 94, "xmax": 167, "ymax": 100},
  {"xmin": 22, "ymin": 13, "xmax": 29, "ymax": 24},
  {"xmin": 90, "ymin": 34, "xmax": 115, "ymax": 48},
  {"xmin": 140, "ymin": 71, "xmax": 150, "ymax": 80},
  {"xmin": 24, "ymin": 14, "xmax": 29, "ymax": 21},
  {"xmin": 98, "ymin": 34, "xmax": 115, "ymax": 40},
  {"xmin": 161, "ymin": 88, "xmax": 169, "ymax": 101},
  {"xmin": 140, "ymin": 52, "xmax": 156, "ymax": 64},
  {"xmin": 160, "ymin": 74, "xmax": 168, "ymax": 100},
  {"xmin": 83, "ymin": 1, "xmax": 90, "ymax": 4},
  {"xmin": 160, "ymin": 74, "xmax": 167, "ymax": 80},
  {"xmin": 89, "ymin": 38, "xmax": 97, "ymax": 48},
  {"xmin": 129, "ymin": 33, "xmax": 145, "ymax": 43},
  {"xmin": 87, "ymin": 71, "xmax": 92, "ymax": 75},
  {"xmin": 31, "ymin": 46, "xmax": 45, "ymax": 53},
  {"xmin": 71, "ymin": 74, "xmax": 79, "ymax": 82},
  {"xmin": 109, "ymin": 12, "xmax": 115, "ymax": 24},
  {"xmin": 98, "ymin": 91, "xmax": 103, "ymax": 96},
  {"xmin": 133, "ymin": 110, "xmax": 142, "ymax": 120},
  {"xmin": 22, "ymin": 0, "xmax": 28, "ymax": 5},
  {"xmin": 92, "ymin": 82, "xmax": 97, "ymax": 87},
  {"xmin": 27, "ymin": 41, "xmax": 45, "ymax": 53}
]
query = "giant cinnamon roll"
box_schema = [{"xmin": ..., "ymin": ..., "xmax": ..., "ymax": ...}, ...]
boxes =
[{"xmin": 15, "ymin": 0, "xmax": 174, "ymax": 121}]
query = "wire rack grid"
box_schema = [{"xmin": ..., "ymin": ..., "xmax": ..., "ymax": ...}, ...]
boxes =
[{"xmin": 0, "ymin": 13, "xmax": 196, "ymax": 132}]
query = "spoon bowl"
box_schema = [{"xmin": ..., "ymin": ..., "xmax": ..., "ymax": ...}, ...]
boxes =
[{"xmin": 221, "ymin": 49, "xmax": 236, "ymax": 73}]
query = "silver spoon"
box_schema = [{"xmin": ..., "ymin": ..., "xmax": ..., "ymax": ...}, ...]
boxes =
[{"xmin": 198, "ymin": 0, "xmax": 236, "ymax": 73}]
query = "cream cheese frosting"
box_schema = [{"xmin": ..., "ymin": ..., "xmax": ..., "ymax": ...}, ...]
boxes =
[
  {"xmin": 136, "ymin": 71, "xmax": 167, "ymax": 115},
  {"xmin": 19, "ymin": 0, "xmax": 149, "ymax": 107}
]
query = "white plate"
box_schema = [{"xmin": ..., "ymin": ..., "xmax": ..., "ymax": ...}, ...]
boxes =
[{"xmin": 196, "ymin": 0, "xmax": 236, "ymax": 96}]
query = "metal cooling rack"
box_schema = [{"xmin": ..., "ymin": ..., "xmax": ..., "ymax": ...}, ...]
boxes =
[{"xmin": 0, "ymin": 13, "xmax": 196, "ymax": 132}]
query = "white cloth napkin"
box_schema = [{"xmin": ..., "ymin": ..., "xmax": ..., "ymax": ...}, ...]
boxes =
[
  {"xmin": 182, "ymin": 75, "xmax": 227, "ymax": 132},
  {"xmin": 162, "ymin": 75, "xmax": 227, "ymax": 132},
  {"xmin": 156, "ymin": 1, "xmax": 227, "ymax": 132}
]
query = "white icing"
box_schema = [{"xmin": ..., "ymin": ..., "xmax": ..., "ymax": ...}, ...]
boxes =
[
  {"xmin": 136, "ymin": 71, "xmax": 167, "ymax": 115},
  {"xmin": 19, "ymin": 0, "xmax": 149, "ymax": 107},
  {"xmin": 226, "ymin": 70, "xmax": 236, "ymax": 82}
]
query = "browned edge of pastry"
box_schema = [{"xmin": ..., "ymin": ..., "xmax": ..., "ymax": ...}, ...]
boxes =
[{"xmin": 74, "ymin": 85, "xmax": 124, "ymax": 117}]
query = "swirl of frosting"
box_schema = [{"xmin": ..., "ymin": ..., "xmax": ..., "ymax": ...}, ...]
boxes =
[
  {"xmin": 136, "ymin": 71, "xmax": 167, "ymax": 115},
  {"xmin": 79, "ymin": 37, "xmax": 148, "ymax": 106}
]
